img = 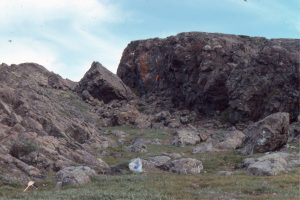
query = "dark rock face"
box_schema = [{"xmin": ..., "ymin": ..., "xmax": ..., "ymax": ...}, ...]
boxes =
[
  {"xmin": 117, "ymin": 32, "xmax": 300, "ymax": 122},
  {"xmin": 241, "ymin": 112, "xmax": 289, "ymax": 155},
  {"xmin": 77, "ymin": 62, "xmax": 135, "ymax": 103}
]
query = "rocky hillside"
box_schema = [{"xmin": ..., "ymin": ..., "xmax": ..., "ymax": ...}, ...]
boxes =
[
  {"xmin": 0, "ymin": 62, "xmax": 137, "ymax": 184},
  {"xmin": 0, "ymin": 32, "xmax": 299, "ymax": 191},
  {"xmin": 118, "ymin": 32, "xmax": 300, "ymax": 123}
]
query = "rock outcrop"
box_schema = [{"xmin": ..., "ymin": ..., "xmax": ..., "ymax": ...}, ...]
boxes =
[
  {"xmin": 1, "ymin": 32, "xmax": 299, "ymax": 185},
  {"xmin": 0, "ymin": 63, "xmax": 110, "ymax": 183},
  {"xmin": 77, "ymin": 62, "xmax": 134, "ymax": 103},
  {"xmin": 241, "ymin": 112, "xmax": 289, "ymax": 155},
  {"xmin": 117, "ymin": 32, "xmax": 300, "ymax": 123}
]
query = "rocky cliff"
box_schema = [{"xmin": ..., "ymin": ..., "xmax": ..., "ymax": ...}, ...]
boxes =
[{"xmin": 117, "ymin": 32, "xmax": 300, "ymax": 123}]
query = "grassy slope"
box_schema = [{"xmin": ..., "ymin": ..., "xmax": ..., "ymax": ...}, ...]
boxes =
[
  {"xmin": 0, "ymin": 171, "xmax": 299, "ymax": 200},
  {"xmin": 0, "ymin": 127, "xmax": 299, "ymax": 200}
]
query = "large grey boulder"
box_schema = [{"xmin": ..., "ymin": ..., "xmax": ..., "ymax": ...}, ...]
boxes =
[
  {"xmin": 56, "ymin": 166, "xmax": 96, "ymax": 186},
  {"xmin": 142, "ymin": 155, "xmax": 172, "ymax": 170},
  {"xmin": 147, "ymin": 156, "xmax": 171, "ymax": 167},
  {"xmin": 242, "ymin": 152, "xmax": 291, "ymax": 176},
  {"xmin": 77, "ymin": 62, "xmax": 135, "ymax": 103},
  {"xmin": 241, "ymin": 112, "xmax": 289, "ymax": 155},
  {"xmin": 159, "ymin": 158, "xmax": 203, "ymax": 174},
  {"xmin": 247, "ymin": 159, "xmax": 287, "ymax": 176}
]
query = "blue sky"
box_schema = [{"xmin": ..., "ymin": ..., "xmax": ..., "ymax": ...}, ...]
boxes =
[{"xmin": 0, "ymin": 0, "xmax": 299, "ymax": 81}]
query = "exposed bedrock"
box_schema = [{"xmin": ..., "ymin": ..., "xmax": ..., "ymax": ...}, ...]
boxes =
[{"xmin": 117, "ymin": 32, "xmax": 300, "ymax": 123}]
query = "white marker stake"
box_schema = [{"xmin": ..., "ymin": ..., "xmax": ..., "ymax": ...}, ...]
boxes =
[{"xmin": 23, "ymin": 181, "xmax": 35, "ymax": 192}]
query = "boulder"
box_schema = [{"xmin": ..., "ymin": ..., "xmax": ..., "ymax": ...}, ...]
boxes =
[
  {"xmin": 241, "ymin": 112, "xmax": 289, "ymax": 155},
  {"xmin": 216, "ymin": 130, "xmax": 245, "ymax": 150},
  {"xmin": 172, "ymin": 129, "xmax": 201, "ymax": 146},
  {"xmin": 147, "ymin": 156, "xmax": 171, "ymax": 167},
  {"xmin": 142, "ymin": 156, "xmax": 171, "ymax": 170},
  {"xmin": 77, "ymin": 62, "xmax": 135, "ymax": 103},
  {"xmin": 247, "ymin": 159, "xmax": 287, "ymax": 176},
  {"xmin": 56, "ymin": 166, "xmax": 96, "ymax": 186},
  {"xmin": 159, "ymin": 158, "xmax": 203, "ymax": 174},
  {"xmin": 242, "ymin": 152, "xmax": 291, "ymax": 176}
]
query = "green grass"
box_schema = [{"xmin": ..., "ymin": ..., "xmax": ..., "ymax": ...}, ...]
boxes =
[
  {"xmin": 1, "ymin": 126, "xmax": 299, "ymax": 199},
  {"xmin": 0, "ymin": 170, "xmax": 299, "ymax": 200},
  {"xmin": 102, "ymin": 126, "xmax": 173, "ymax": 165},
  {"xmin": 103, "ymin": 126, "xmax": 245, "ymax": 173},
  {"xmin": 104, "ymin": 126, "xmax": 170, "ymax": 142}
]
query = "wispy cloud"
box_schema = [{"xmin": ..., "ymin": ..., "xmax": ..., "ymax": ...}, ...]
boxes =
[
  {"xmin": 0, "ymin": 0, "xmax": 126, "ymax": 81},
  {"xmin": 0, "ymin": 0, "xmax": 121, "ymax": 26}
]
